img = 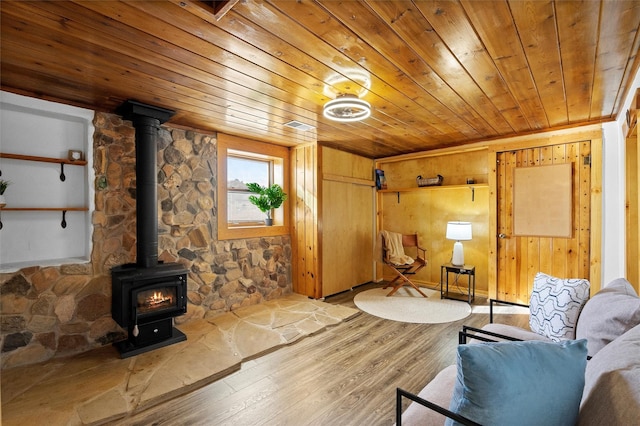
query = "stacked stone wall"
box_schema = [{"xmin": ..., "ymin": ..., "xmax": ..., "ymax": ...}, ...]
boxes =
[{"xmin": 0, "ymin": 112, "xmax": 292, "ymax": 368}]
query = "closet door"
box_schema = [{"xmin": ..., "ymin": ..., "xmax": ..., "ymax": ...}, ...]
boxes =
[
  {"xmin": 321, "ymin": 147, "xmax": 375, "ymax": 297},
  {"xmin": 322, "ymin": 180, "xmax": 374, "ymax": 296},
  {"xmin": 495, "ymin": 141, "xmax": 592, "ymax": 303}
]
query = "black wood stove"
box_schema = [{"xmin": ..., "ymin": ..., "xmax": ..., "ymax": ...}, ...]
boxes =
[
  {"xmin": 112, "ymin": 263, "xmax": 187, "ymax": 357},
  {"xmin": 111, "ymin": 100, "xmax": 188, "ymax": 358}
]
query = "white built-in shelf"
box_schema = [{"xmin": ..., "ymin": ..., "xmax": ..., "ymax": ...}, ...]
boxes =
[
  {"xmin": 0, "ymin": 152, "xmax": 89, "ymax": 227},
  {"xmin": 0, "ymin": 152, "xmax": 87, "ymax": 166}
]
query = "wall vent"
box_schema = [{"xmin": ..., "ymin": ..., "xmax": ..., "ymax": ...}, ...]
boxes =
[{"xmin": 284, "ymin": 120, "xmax": 315, "ymax": 131}]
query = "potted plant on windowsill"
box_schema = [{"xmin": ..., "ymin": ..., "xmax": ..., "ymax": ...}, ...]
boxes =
[
  {"xmin": 0, "ymin": 179, "xmax": 10, "ymax": 208},
  {"xmin": 246, "ymin": 183, "xmax": 287, "ymax": 226}
]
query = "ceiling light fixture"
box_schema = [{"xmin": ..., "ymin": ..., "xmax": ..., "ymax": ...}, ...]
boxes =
[{"xmin": 323, "ymin": 94, "xmax": 371, "ymax": 122}]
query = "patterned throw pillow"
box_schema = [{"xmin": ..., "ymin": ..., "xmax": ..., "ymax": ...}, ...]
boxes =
[{"xmin": 529, "ymin": 272, "xmax": 590, "ymax": 341}]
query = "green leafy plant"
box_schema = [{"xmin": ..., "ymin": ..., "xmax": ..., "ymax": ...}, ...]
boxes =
[
  {"xmin": 246, "ymin": 183, "xmax": 287, "ymax": 220},
  {"xmin": 0, "ymin": 180, "xmax": 11, "ymax": 195}
]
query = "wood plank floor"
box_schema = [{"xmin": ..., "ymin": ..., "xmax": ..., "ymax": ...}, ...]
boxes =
[{"xmin": 119, "ymin": 282, "xmax": 528, "ymax": 426}]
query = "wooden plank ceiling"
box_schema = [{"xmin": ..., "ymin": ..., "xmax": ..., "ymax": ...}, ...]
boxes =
[{"xmin": 2, "ymin": 0, "xmax": 639, "ymax": 159}]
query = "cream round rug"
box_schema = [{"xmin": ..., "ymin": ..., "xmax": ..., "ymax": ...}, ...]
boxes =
[{"xmin": 354, "ymin": 287, "xmax": 472, "ymax": 324}]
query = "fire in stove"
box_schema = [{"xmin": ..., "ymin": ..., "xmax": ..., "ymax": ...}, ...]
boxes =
[{"xmin": 137, "ymin": 288, "xmax": 175, "ymax": 314}]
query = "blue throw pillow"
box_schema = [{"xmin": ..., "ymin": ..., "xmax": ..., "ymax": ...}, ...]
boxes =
[{"xmin": 446, "ymin": 339, "xmax": 588, "ymax": 426}]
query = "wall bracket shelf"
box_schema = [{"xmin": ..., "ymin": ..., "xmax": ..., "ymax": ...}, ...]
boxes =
[
  {"xmin": 379, "ymin": 183, "xmax": 487, "ymax": 203},
  {"xmin": 0, "ymin": 152, "xmax": 87, "ymax": 181},
  {"xmin": 0, "ymin": 207, "xmax": 88, "ymax": 229},
  {"xmin": 0, "ymin": 152, "xmax": 88, "ymax": 228}
]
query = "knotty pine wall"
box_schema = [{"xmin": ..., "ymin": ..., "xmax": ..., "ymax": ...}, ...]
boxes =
[
  {"xmin": 290, "ymin": 144, "xmax": 319, "ymax": 299},
  {"xmin": 627, "ymin": 111, "xmax": 640, "ymax": 291},
  {"xmin": 376, "ymin": 128, "xmax": 605, "ymax": 303}
]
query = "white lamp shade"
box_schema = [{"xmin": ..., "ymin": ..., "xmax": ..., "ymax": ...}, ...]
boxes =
[{"xmin": 446, "ymin": 221, "xmax": 472, "ymax": 241}]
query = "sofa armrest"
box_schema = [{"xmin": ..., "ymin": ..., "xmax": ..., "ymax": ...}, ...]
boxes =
[
  {"xmin": 459, "ymin": 325, "xmax": 524, "ymax": 344},
  {"xmin": 489, "ymin": 298, "xmax": 529, "ymax": 323},
  {"xmin": 396, "ymin": 388, "xmax": 480, "ymax": 426}
]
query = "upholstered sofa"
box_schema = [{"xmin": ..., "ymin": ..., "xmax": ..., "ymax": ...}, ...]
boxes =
[{"xmin": 397, "ymin": 277, "xmax": 640, "ymax": 425}]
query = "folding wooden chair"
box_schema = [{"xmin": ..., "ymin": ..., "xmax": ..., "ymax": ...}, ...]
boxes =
[{"xmin": 382, "ymin": 232, "xmax": 428, "ymax": 297}]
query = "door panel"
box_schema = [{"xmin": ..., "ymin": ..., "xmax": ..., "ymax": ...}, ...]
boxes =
[
  {"xmin": 496, "ymin": 141, "xmax": 591, "ymax": 303},
  {"xmin": 322, "ymin": 180, "xmax": 374, "ymax": 296}
]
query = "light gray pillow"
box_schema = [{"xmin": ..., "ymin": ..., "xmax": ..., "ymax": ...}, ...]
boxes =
[
  {"xmin": 578, "ymin": 323, "xmax": 640, "ymax": 426},
  {"xmin": 576, "ymin": 278, "xmax": 640, "ymax": 357}
]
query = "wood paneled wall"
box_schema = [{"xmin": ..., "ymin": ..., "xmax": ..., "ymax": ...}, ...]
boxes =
[
  {"xmin": 377, "ymin": 150, "xmax": 490, "ymax": 294},
  {"xmin": 377, "ymin": 127, "xmax": 603, "ymax": 301},
  {"xmin": 291, "ymin": 144, "xmax": 320, "ymax": 298},
  {"xmin": 626, "ymin": 110, "xmax": 640, "ymax": 292},
  {"xmin": 380, "ymin": 149, "xmax": 489, "ymax": 188},
  {"xmin": 379, "ymin": 185, "xmax": 490, "ymax": 294}
]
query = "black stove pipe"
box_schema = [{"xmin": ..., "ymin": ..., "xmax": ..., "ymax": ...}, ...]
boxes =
[{"xmin": 117, "ymin": 100, "xmax": 175, "ymax": 269}]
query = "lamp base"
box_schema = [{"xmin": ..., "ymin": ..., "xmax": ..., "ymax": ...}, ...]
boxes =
[{"xmin": 451, "ymin": 241, "xmax": 464, "ymax": 266}]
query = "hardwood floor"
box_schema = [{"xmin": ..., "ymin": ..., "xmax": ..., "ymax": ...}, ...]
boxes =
[{"xmin": 119, "ymin": 283, "xmax": 528, "ymax": 426}]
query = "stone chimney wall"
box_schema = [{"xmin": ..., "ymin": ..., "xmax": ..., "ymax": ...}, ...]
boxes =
[{"xmin": 0, "ymin": 112, "xmax": 292, "ymax": 369}]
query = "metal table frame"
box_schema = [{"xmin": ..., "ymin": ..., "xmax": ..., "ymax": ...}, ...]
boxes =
[{"xmin": 440, "ymin": 263, "xmax": 475, "ymax": 304}]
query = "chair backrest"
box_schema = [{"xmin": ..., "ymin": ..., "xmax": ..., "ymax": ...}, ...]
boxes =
[
  {"xmin": 381, "ymin": 232, "xmax": 420, "ymax": 262},
  {"xmin": 402, "ymin": 234, "xmax": 418, "ymax": 248}
]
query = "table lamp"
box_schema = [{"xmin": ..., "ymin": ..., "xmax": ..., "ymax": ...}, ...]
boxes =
[{"xmin": 446, "ymin": 221, "xmax": 472, "ymax": 266}]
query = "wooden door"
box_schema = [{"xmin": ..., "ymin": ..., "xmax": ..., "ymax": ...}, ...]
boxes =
[
  {"xmin": 321, "ymin": 147, "xmax": 375, "ymax": 297},
  {"xmin": 322, "ymin": 180, "xmax": 374, "ymax": 296},
  {"xmin": 496, "ymin": 141, "xmax": 592, "ymax": 303}
]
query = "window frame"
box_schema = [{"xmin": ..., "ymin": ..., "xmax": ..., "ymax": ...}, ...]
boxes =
[{"xmin": 217, "ymin": 133, "xmax": 290, "ymax": 240}]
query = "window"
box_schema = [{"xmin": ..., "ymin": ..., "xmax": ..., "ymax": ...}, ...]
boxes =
[
  {"xmin": 217, "ymin": 134, "xmax": 289, "ymax": 239},
  {"xmin": 227, "ymin": 155, "xmax": 270, "ymax": 225}
]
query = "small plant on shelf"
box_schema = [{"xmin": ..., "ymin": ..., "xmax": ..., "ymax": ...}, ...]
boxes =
[
  {"xmin": 246, "ymin": 183, "xmax": 287, "ymax": 226},
  {"xmin": 0, "ymin": 179, "xmax": 11, "ymax": 208},
  {"xmin": 0, "ymin": 180, "xmax": 10, "ymax": 195}
]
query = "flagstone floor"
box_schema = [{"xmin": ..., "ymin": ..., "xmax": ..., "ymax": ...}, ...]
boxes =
[{"xmin": 1, "ymin": 293, "xmax": 360, "ymax": 426}]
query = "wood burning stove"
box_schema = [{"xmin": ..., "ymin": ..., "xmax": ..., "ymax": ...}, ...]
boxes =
[
  {"xmin": 111, "ymin": 100, "xmax": 188, "ymax": 358},
  {"xmin": 112, "ymin": 263, "xmax": 187, "ymax": 357}
]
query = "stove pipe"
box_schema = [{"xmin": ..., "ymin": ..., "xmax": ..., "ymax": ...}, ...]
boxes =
[{"xmin": 117, "ymin": 100, "xmax": 175, "ymax": 269}]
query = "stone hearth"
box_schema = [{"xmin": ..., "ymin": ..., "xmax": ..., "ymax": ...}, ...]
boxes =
[{"xmin": 1, "ymin": 294, "xmax": 359, "ymax": 425}]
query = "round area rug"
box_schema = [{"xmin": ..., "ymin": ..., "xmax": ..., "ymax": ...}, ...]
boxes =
[{"xmin": 354, "ymin": 287, "xmax": 471, "ymax": 324}]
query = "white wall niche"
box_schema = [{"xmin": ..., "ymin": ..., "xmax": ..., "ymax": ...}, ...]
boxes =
[{"xmin": 0, "ymin": 91, "xmax": 95, "ymax": 271}]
